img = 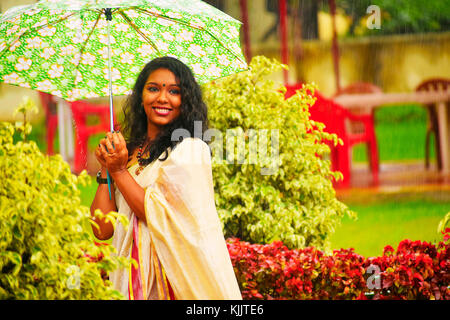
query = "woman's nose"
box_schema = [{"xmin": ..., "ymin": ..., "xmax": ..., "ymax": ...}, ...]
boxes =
[{"xmin": 157, "ymin": 89, "xmax": 169, "ymax": 103}]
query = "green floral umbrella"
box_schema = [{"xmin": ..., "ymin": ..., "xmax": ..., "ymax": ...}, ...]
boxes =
[
  {"xmin": 0, "ymin": 0, "xmax": 248, "ymax": 103},
  {"xmin": 0, "ymin": 0, "xmax": 248, "ymax": 198}
]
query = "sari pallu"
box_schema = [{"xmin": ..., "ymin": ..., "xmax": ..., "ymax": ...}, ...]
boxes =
[{"xmin": 109, "ymin": 138, "xmax": 242, "ymax": 300}]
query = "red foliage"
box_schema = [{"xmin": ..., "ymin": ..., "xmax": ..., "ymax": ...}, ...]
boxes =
[{"xmin": 226, "ymin": 231, "xmax": 450, "ymax": 300}]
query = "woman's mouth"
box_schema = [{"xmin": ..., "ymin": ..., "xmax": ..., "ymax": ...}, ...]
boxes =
[{"xmin": 152, "ymin": 107, "xmax": 172, "ymax": 116}]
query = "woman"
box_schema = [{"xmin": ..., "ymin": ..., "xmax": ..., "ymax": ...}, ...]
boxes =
[{"xmin": 90, "ymin": 56, "xmax": 242, "ymax": 300}]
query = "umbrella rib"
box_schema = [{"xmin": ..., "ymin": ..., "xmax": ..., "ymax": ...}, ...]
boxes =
[
  {"xmin": 117, "ymin": 10, "xmax": 161, "ymax": 55},
  {"xmin": 134, "ymin": 7, "xmax": 246, "ymax": 65},
  {"xmin": 68, "ymin": 10, "xmax": 103, "ymax": 95},
  {"xmin": 0, "ymin": 11, "xmax": 78, "ymax": 60},
  {"xmin": 77, "ymin": 10, "xmax": 102, "ymax": 61}
]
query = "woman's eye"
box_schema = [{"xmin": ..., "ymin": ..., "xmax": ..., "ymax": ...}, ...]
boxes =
[
  {"xmin": 148, "ymin": 86, "xmax": 158, "ymax": 92},
  {"xmin": 170, "ymin": 89, "xmax": 181, "ymax": 95}
]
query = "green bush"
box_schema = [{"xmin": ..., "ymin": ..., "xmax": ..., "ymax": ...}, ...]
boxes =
[
  {"xmin": 203, "ymin": 56, "xmax": 355, "ymax": 250},
  {"xmin": 0, "ymin": 98, "xmax": 130, "ymax": 299}
]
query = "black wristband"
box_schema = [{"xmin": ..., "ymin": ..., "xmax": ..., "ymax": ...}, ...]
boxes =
[{"xmin": 96, "ymin": 170, "xmax": 110, "ymax": 184}]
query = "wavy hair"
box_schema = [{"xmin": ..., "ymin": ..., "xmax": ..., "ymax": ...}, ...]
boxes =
[{"xmin": 120, "ymin": 56, "xmax": 209, "ymax": 164}]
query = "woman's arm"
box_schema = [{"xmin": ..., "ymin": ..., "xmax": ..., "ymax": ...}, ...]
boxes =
[{"xmin": 90, "ymin": 166, "xmax": 117, "ymax": 240}]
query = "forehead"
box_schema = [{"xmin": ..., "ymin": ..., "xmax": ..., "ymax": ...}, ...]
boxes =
[{"xmin": 146, "ymin": 68, "xmax": 179, "ymax": 85}]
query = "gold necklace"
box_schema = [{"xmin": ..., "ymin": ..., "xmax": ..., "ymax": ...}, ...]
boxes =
[{"xmin": 135, "ymin": 142, "xmax": 147, "ymax": 176}]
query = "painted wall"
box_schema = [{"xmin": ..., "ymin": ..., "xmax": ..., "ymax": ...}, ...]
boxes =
[{"xmin": 253, "ymin": 32, "xmax": 450, "ymax": 96}]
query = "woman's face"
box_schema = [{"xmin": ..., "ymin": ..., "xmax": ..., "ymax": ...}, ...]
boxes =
[{"xmin": 142, "ymin": 68, "xmax": 182, "ymax": 137}]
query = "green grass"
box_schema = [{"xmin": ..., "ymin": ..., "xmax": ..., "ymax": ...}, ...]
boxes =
[
  {"xmin": 78, "ymin": 176, "xmax": 97, "ymax": 207},
  {"xmin": 330, "ymin": 199, "xmax": 448, "ymax": 257},
  {"xmin": 353, "ymin": 104, "xmax": 434, "ymax": 162}
]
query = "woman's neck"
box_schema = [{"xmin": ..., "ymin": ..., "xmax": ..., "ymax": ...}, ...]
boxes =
[{"xmin": 147, "ymin": 123, "xmax": 160, "ymax": 141}]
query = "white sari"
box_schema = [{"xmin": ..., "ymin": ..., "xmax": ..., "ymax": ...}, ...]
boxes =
[{"xmin": 109, "ymin": 137, "xmax": 242, "ymax": 300}]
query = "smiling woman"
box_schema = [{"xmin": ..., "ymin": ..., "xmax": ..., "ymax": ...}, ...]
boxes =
[
  {"xmin": 89, "ymin": 56, "xmax": 241, "ymax": 300},
  {"xmin": 142, "ymin": 68, "xmax": 182, "ymax": 136}
]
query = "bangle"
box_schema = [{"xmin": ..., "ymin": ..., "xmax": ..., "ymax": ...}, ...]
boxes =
[{"xmin": 96, "ymin": 170, "xmax": 111, "ymax": 184}]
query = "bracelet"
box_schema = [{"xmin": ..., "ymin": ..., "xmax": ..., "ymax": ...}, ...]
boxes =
[{"xmin": 96, "ymin": 170, "xmax": 111, "ymax": 184}]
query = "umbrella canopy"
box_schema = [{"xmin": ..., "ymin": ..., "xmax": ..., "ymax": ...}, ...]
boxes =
[{"xmin": 0, "ymin": 0, "xmax": 248, "ymax": 102}]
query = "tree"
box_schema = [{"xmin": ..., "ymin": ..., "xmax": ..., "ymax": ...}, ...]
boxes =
[
  {"xmin": 337, "ymin": 0, "xmax": 450, "ymax": 36},
  {"xmin": 0, "ymin": 98, "xmax": 130, "ymax": 299},
  {"xmin": 202, "ymin": 56, "xmax": 355, "ymax": 251}
]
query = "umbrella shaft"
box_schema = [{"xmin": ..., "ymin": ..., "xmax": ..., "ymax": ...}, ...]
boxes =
[{"xmin": 106, "ymin": 17, "xmax": 114, "ymax": 132}]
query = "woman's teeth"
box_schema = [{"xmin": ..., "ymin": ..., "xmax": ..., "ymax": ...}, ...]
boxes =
[{"xmin": 154, "ymin": 107, "xmax": 171, "ymax": 115}]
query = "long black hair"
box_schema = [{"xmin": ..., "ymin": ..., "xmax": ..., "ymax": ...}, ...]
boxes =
[{"xmin": 120, "ymin": 56, "xmax": 209, "ymax": 164}]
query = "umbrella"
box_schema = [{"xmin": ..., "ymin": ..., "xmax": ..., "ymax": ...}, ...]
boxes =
[
  {"xmin": 0, "ymin": 0, "xmax": 247, "ymax": 101},
  {"xmin": 0, "ymin": 0, "xmax": 248, "ymax": 197}
]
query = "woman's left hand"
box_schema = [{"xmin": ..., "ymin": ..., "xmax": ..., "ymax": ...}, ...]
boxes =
[{"xmin": 99, "ymin": 131, "xmax": 129, "ymax": 174}]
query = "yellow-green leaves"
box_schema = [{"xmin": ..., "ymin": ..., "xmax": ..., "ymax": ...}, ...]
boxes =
[
  {"xmin": 0, "ymin": 109, "xmax": 130, "ymax": 299},
  {"xmin": 203, "ymin": 56, "xmax": 355, "ymax": 250}
]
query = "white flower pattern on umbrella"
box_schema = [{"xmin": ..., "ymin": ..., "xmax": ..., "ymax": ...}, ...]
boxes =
[
  {"xmin": 3, "ymin": 72, "xmax": 20, "ymax": 83},
  {"xmin": 36, "ymin": 79, "xmax": 55, "ymax": 92},
  {"xmin": 40, "ymin": 47, "xmax": 56, "ymax": 60},
  {"xmin": 120, "ymin": 51, "xmax": 134, "ymax": 64},
  {"xmin": 81, "ymin": 52, "xmax": 96, "ymax": 66},
  {"xmin": 15, "ymin": 57, "xmax": 32, "ymax": 71},
  {"xmin": 6, "ymin": 25, "xmax": 18, "ymax": 36},
  {"xmin": 9, "ymin": 40, "xmax": 21, "ymax": 52},
  {"xmin": 103, "ymin": 67, "xmax": 121, "ymax": 81},
  {"xmin": 207, "ymin": 64, "xmax": 222, "ymax": 78},
  {"xmin": 74, "ymin": 71, "xmax": 83, "ymax": 84},
  {"xmin": 191, "ymin": 63, "xmax": 205, "ymax": 75},
  {"xmin": 66, "ymin": 18, "xmax": 82, "ymax": 30},
  {"xmin": 161, "ymin": 32, "xmax": 175, "ymax": 41},
  {"xmin": 115, "ymin": 22, "xmax": 129, "ymax": 32},
  {"xmin": 0, "ymin": 0, "xmax": 248, "ymax": 102},
  {"xmin": 154, "ymin": 40, "xmax": 169, "ymax": 52},
  {"xmin": 26, "ymin": 37, "xmax": 42, "ymax": 49},
  {"xmin": 155, "ymin": 18, "xmax": 175, "ymax": 27},
  {"xmin": 188, "ymin": 44, "xmax": 206, "ymax": 57},
  {"xmin": 217, "ymin": 55, "xmax": 231, "ymax": 67},
  {"xmin": 48, "ymin": 64, "xmax": 64, "ymax": 78},
  {"xmin": 179, "ymin": 30, "xmax": 194, "ymax": 42},
  {"xmin": 38, "ymin": 25, "xmax": 56, "ymax": 37},
  {"xmin": 60, "ymin": 44, "xmax": 76, "ymax": 56}
]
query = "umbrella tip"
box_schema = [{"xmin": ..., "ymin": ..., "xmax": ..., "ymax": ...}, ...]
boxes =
[{"xmin": 104, "ymin": 8, "xmax": 112, "ymax": 21}]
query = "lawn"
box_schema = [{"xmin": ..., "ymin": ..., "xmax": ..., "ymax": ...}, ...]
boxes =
[
  {"xmin": 353, "ymin": 104, "xmax": 434, "ymax": 162},
  {"xmin": 329, "ymin": 199, "xmax": 448, "ymax": 257}
]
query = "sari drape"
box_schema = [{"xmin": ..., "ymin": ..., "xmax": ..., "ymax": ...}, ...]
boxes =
[{"xmin": 109, "ymin": 137, "xmax": 242, "ymax": 300}]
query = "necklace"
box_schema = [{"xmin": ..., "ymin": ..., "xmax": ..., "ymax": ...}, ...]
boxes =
[{"xmin": 135, "ymin": 141, "xmax": 148, "ymax": 176}]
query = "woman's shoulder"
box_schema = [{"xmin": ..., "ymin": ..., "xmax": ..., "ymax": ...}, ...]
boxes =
[{"xmin": 167, "ymin": 137, "xmax": 211, "ymax": 165}]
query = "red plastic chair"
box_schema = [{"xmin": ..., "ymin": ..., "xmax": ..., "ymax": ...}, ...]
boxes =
[
  {"xmin": 285, "ymin": 84, "xmax": 379, "ymax": 187},
  {"xmin": 415, "ymin": 78, "xmax": 450, "ymax": 171},
  {"xmin": 70, "ymin": 100, "xmax": 113, "ymax": 174},
  {"xmin": 38, "ymin": 92, "xmax": 58, "ymax": 155}
]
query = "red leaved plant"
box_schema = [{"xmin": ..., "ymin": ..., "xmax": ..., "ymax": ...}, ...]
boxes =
[{"xmin": 226, "ymin": 230, "xmax": 449, "ymax": 300}]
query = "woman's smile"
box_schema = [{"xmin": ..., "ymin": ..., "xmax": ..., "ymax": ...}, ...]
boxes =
[
  {"xmin": 152, "ymin": 106, "xmax": 173, "ymax": 116},
  {"xmin": 142, "ymin": 68, "xmax": 182, "ymax": 139}
]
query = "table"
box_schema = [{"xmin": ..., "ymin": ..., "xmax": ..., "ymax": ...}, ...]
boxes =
[{"xmin": 334, "ymin": 90, "xmax": 450, "ymax": 173}]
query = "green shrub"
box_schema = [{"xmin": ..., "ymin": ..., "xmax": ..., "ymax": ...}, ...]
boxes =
[
  {"xmin": 0, "ymin": 98, "xmax": 130, "ymax": 299},
  {"xmin": 203, "ymin": 56, "xmax": 355, "ymax": 250}
]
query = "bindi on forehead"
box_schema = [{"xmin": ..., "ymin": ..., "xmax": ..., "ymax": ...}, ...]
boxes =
[{"xmin": 145, "ymin": 81, "xmax": 179, "ymax": 87}]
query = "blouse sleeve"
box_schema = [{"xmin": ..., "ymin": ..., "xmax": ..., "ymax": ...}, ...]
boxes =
[{"xmin": 143, "ymin": 138, "xmax": 242, "ymax": 300}]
